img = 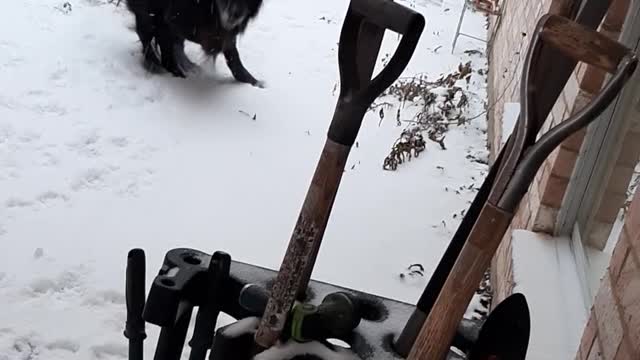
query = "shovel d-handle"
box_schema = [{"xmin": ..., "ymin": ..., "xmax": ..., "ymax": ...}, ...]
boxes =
[
  {"xmin": 328, "ymin": 0, "xmax": 425, "ymax": 146},
  {"xmin": 253, "ymin": 0, "xmax": 424, "ymax": 351}
]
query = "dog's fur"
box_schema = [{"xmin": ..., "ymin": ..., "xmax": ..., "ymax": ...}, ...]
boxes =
[{"xmin": 125, "ymin": 0, "xmax": 263, "ymax": 86}]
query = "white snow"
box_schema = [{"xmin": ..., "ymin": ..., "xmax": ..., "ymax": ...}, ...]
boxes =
[
  {"xmin": 511, "ymin": 230, "xmax": 588, "ymax": 360},
  {"xmin": 220, "ymin": 316, "xmax": 260, "ymax": 338},
  {"xmin": 0, "ymin": 0, "xmax": 490, "ymax": 358},
  {"xmin": 501, "ymin": 102, "xmax": 519, "ymax": 149}
]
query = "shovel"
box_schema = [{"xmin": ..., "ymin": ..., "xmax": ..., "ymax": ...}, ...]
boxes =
[
  {"xmin": 253, "ymin": 0, "xmax": 426, "ymax": 350},
  {"xmin": 407, "ymin": 14, "xmax": 638, "ymax": 360}
]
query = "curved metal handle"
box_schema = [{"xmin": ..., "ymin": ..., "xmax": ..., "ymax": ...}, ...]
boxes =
[
  {"xmin": 490, "ymin": 13, "xmax": 639, "ymax": 208},
  {"xmin": 351, "ymin": 0, "xmax": 424, "ymax": 34},
  {"xmin": 499, "ymin": 53, "xmax": 637, "ymax": 211},
  {"xmin": 328, "ymin": 0, "xmax": 425, "ymax": 146}
]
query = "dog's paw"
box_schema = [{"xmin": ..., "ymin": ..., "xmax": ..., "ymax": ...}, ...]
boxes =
[
  {"xmin": 184, "ymin": 65, "xmax": 202, "ymax": 77},
  {"xmin": 170, "ymin": 68, "xmax": 187, "ymax": 78},
  {"xmin": 142, "ymin": 59, "xmax": 164, "ymax": 74},
  {"xmin": 164, "ymin": 62, "xmax": 186, "ymax": 78},
  {"xmin": 176, "ymin": 54, "xmax": 200, "ymax": 77},
  {"xmin": 253, "ymin": 80, "xmax": 266, "ymax": 89}
]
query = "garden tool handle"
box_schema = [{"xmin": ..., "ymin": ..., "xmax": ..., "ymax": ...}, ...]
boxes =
[
  {"xmin": 489, "ymin": 13, "xmax": 638, "ymax": 207},
  {"xmin": 499, "ymin": 52, "xmax": 637, "ymax": 211},
  {"xmin": 540, "ymin": 14, "xmax": 632, "ymax": 74},
  {"xmin": 124, "ymin": 249, "xmax": 147, "ymax": 360},
  {"xmin": 497, "ymin": 13, "xmax": 638, "ymax": 211},
  {"xmin": 328, "ymin": 0, "xmax": 425, "ymax": 146},
  {"xmin": 351, "ymin": 0, "xmax": 423, "ymax": 34},
  {"xmin": 408, "ymin": 14, "xmax": 637, "ymax": 360},
  {"xmin": 253, "ymin": 0, "xmax": 424, "ymax": 351}
]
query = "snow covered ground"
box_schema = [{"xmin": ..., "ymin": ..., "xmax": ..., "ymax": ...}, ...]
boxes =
[{"xmin": 0, "ymin": 0, "xmax": 489, "ymax": 358}]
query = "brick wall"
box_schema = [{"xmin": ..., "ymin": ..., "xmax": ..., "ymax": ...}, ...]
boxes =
[
  {"xmin": 487, "ymin": 0, "xmax": 552, "ymax": 305},
  {"xmin": 575, "ymin": 187, "xmax": 640, "ymax": 360},
  {"xmin": 486, "ymin": 0, "xmax": 551, "ymax": 163}
]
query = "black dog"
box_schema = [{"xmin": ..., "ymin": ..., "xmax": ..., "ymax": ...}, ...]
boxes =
[{"xmin": 125, "ymin": 0, "xmax": 264, "ymax": 86}]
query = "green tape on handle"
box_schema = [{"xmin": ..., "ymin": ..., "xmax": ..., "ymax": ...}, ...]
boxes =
[{"xmin": 290, "ymin": 303, "xmax": 316, "ymax": 343}]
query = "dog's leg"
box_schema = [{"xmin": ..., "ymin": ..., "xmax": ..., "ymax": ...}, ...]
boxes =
[
  {"xmin": 172, "ymin": 39, "xmax": 200, "ymax": 75},
  {"xmin": 133, "ymin": 14, "xmax": 163, "ymax": 73},
  {"xmin": 222, "ymin": 37, "xmax": 262, "ymax": 87},
  {"xmin": 154, "ymin": 20, "xmax": 187, "ymax": 78}
]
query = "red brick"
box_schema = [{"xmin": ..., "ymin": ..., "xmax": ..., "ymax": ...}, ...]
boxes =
[
  {"xmin": 529, "ymin": 174, "xmax": 542, "ymax": 211},
  {"xmin": 551, "ymin": 147, "xmax": 579, "ymax": 179},
  {"xmin": 540, "ymin": 174, "xmax": 570, "ymax": 208},
  {"xmin": 610, "ymin": 228, "xmax": 631, "ymax": 281},
  {"xmin": 513, "ymin": 195, "xmax": 532, "ymax": 229},
  {"xmin": 563, "ymin": 74, "xmax": 581, "ymax": 110},
  {"xmin": 594, "ymin": 273, "xmax": 624, "ymax": 359},
  {"xmin": 614, "ymin": 255, "xmax": 640, "ymax": 354},
  {"xmin": 602, "ymin": 0, "xmax": 631, "ymax": 32},
  {"xmin": 545, "ymin": 146, "xmax": 560, "ymax": 171},
  {"xmin": 606, "ymin": 165, "xmax": 636, "ymax": 196},
  {"xmin": 617, "ymin": 132, "xmax": 640, "ymax": 167},
  {"xmin": 551, "ymin": 98, "xmax": 567, "ymax": 125},
  {"xmin": 595, "ymin": 193, "xmax": 627, "ymax": 223},
  {"xmin": 539, "ymin": 116, "xmax": 554, "ymax": 139},
  {"xmin": 579, "ymin": 311, "xmax": 599, "ymax": 360},
  {"xmin": 493, "ymin": 230, "xmax": 515, "ymax": 305},
  {"xmin": 579, "ymin": 66, "xmax": 606, "ymax": 94},
  {"xmin": 626, "ymin": 189, "xmax": 640, "ymax": 241},
  {"xmin": 587, "ymin": 221, "xmax": 616, "ymax": 250},
  {"xmin": 571, "ymin": 90, "xmax": 595, "ymax": 116},
  {"xmin": 531, "ymin": 204, "xmax": 559, "ymax": 233},
  {"xmin": 562, "ymin": 128, "xmax": 587, "ymax": 152},
  {"xmin": 587, "ymin": 339, "xmax": 604, "ymax": 360},
  {"xmin": 536, "ymin": 162, "xmax": 551, "ymax": 189},
  {"xmin": 614, "ymin": 338, "xmax": 636, "ymax": 360},
  {"xmin": 576, "ymin": 62, "xmax": 588, "ymax": 83}
]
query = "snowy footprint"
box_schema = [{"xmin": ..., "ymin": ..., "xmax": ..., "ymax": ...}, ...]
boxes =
[
  {"xmin": 83, "ymin": 289, "xmax": 125, "ymax": 306},
  {"xmin": 46, "ymin": 339, "xmax": 81, "ymax": 354},
  {"xmin": 91, "ymin": 343, "xmax": 127, "ymax": 360}
]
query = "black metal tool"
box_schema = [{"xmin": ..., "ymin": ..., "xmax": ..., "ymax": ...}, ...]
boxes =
[
  {"xmin": 125, "ymin": 249, "xmax": 147, "ymax": 360},
  {"xmin": 239, "ymin": 284, "xmax": 363, "ymax": 342},
  {"xmin": 467, "ymin": 293, "xmax": 530, "ymax": 360},
  {"xmin": 130, "ymin": 248, "xmax": 485, "ymax": 360},
  {"xmin": 153, "ymin": 302, "xmax": 193, "ymax": 360},
  {"xmin": 188, "ymin": 251, "xmax": 231, "ymax": 360}
]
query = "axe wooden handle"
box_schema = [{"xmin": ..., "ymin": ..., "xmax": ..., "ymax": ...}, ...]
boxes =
[{"xmin": 539, "ymin": 14, "xmax": 631, "ymax": 74}]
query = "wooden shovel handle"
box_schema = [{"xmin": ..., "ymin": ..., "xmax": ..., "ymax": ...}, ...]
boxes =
[
  {"xmin": 539, "ymin": 14, "xmax": 632, "ymax": 74},
  {"xmin": 408, "ymin": 204, "xmax": 513, "ymax": 360},
  {"xmin": 253, "ymin": 0, "xmax": 425, "ymax": 351}
]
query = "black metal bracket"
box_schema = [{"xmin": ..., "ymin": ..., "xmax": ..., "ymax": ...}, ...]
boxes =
[{"xmin": 125, "ymin": 247, "xmax": 486, "ymax": 360}]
